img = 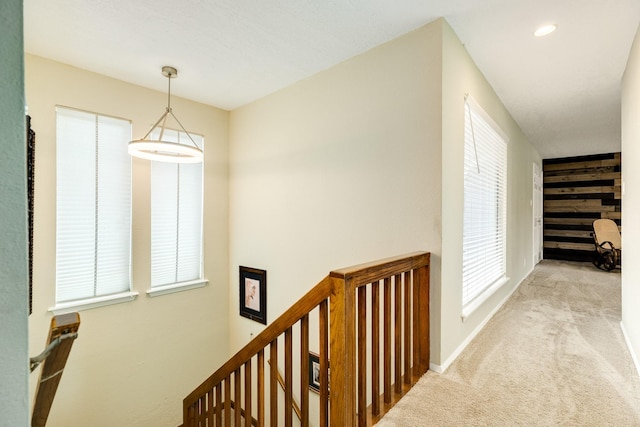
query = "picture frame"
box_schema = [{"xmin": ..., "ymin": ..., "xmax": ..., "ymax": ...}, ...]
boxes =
[
  {"xmin": 239, "ymin": 266, "xmax": 267, "ymax": 324},
  {"xmin": 308, "ymin": 352, "xmax": 329, "ymax": 395}
]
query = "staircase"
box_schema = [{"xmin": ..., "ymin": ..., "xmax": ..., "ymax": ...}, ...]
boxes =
[{"xmin": 182, "ymin": 252, "xmax": 430, "ymax": 427}]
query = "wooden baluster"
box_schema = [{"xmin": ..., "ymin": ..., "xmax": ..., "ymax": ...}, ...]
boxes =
[
  {"xmin": 394, "ymin": 274, "xmax": 402, "ymax": 394},
  {"xmin": 266, "ymin": 359, "xmax": 302, "ymax": 420},
  {"xmin": 225, "ymin": 376, "xmax": 231, "ymax": 427},
  {"xmin": 257, "ymin": 350, "xmax": 265, "ymax": 427},
  {"xmin": 204, "ymin": 389, "xmax": 209, "ymax": 426},
  {"xmin": 200, "ymin": 395, "xmax": 207, "ymax": 425},
  {"xmin": 270, "ymin": 340, "xmax": 278, "ymax": 427},
  {"xmin": 319, "ymin": 300, "xmax": 329, "ymax": 427},
  {"xmin": 208, "ymin": 388, "xmax": 214, "ymax": 426},
  {"xmin": 412, "ymin": 269, "xmax": 420, "ymax": 382},
  {"xmin": 371, "ymin": 280, "xmax": 380, "ymax": 417},
  {"xmin": 194, "ymin": 395, "xmax": 199, "ymax": 426},
  {"xmin": 245, "ymin": 360, "xmax": 252, "ymax": 427},
  {"xmin": 204, "ymin": 395, "xmax": 208, "ymax": 425},
  {"xmin": 198, "ymin": 394, "xmax": 207, "ymax": 426},
  {"xmin": 195, "ymin": 396, "xmax": 200, "ymax": 425},
  {"xmin": 205, "ymin": 394, "xmax": 209, "ymax": 424},
  {"xmin": 300, "ymin": 314, "xmax": 310, "ymax": 427},
  {"xmin": 383, "ymin": 277, "xmax": 391, "ymax": 404},
  {"xmin": 216, "ymin": 383, "xmax": 222, "ymax": 426},
  {"xmin": 285, "ymin": 327, "xmax": 293, "ymax": 427},
  {"xmin": 357, "ymin": 285, "xmax": 367, "ymax": 427},
  {"xmin": 403, "ymin": 271, "xmax": 412, "ymax": 385},
  {"xmin": 234, "ymin": 368, "xmax": 242, "ymax": 427},
  {"xmin": 187, "ymin": 404, "xmax": 195, "ymax": 426}
]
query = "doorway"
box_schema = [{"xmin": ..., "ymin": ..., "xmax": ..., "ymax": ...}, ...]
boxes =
[{"xmin": 533, "ymin": 162, "xmax": 543, "ymax": 265}]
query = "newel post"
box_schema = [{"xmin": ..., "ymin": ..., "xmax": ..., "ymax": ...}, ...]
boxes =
[{"xmin": 329, "ymin": 274, "xmax": 357, "ymax": 426}]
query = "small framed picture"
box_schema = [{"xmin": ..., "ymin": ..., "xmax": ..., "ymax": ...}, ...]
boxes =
[
  {"xmin": 308, "ymin": 352, "xmax": 329, "ymax": 394},
  {"xmin": 239, "ymin": 266, "xmax": 267, "ymax": 325}
]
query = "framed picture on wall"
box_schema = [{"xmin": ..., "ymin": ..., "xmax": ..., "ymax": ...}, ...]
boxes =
[
  {"xmin": 239, "ymin": 266, "xmax": 267, "ymax": 324},
  {"xmin": 308, "ymin": 352, "xmax": 330, "ymax": 395}
]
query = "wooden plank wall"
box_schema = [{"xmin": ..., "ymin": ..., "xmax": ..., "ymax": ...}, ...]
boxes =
[{"xmin": 543, "ymin": 152, "xmax": 621, "ymax": 262}]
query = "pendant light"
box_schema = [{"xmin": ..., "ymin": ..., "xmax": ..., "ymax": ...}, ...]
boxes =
[{"xmin": 128, "ymin": 66, "xmax": 203, "ymax": 163}]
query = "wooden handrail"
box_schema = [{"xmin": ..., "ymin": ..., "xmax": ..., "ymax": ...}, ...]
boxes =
[
  {"xmin": 31, "ymin": 313, "xmax": 80, "ymax": 427},
  {"xmin": 183, "ymin": 251, "xmax": 430, "ymax": 427},
  {"xmin": 330, "ymin": 251, "xmax": 429, "ymax": 285},
  {"xmin": 183, "ymin": 277, "xmax": 333, "ymax": 407}
]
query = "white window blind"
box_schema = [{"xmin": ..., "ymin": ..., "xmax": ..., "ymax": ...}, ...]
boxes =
[
  {"xmin": 151, "ymin": 129, "xmax": 203, "ymax": 288},
  {"xmin": 462, "ymin": 97, "xmax": 508, "ymax": 311},
  {"xmin": 56, "ymin": 107, "xmax": 132, "ymax": 304}
]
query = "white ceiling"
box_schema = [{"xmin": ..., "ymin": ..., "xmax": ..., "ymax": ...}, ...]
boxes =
[{"xmin": 24, "ymin": 0, "xmax": 640, "ymax": 159}]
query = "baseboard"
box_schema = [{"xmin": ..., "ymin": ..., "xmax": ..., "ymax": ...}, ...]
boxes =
[
  {"xmin": 620, "ymin": 321, "xmax": 640, "ymax": 376},
  {"xmin": 434, "ymin": 266, "xmax": 533, "ymax": 373},
  {"xmin": 429, "ymin": 362, "xmax": 444, "ymax": 373}
]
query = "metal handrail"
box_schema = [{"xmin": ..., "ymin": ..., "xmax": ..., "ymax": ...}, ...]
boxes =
[{"xmin": 30, "ymin": 332, "xmax": 78, "ymax": 372}]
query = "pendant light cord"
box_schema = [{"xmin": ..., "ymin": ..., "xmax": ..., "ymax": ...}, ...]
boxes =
[{"xmin": 167, "ymin": 71, "xmax": 172, "ymax": 111}]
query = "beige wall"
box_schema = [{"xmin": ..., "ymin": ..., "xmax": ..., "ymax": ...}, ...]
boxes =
[
  {"xmin": 439, "ymin": 20, "xmax": 541, "ymax": 369},
  {"xmin": 621, "ymin": 23, "xmax": 640, "ymax": 374},
  {"xmin": 229, "ymin": 18, "xmax": 540, "ymax": 372},
  {"xmin": 1, "ymin": 0, "xmax": 28, "ymax": 424},
  {"xmin": 26, "ymin": 55, "xmax": 230, "ymax": 427},
  {"xmin": 229, "ymin": 22, "xmax": 443, "ymax": 354}
]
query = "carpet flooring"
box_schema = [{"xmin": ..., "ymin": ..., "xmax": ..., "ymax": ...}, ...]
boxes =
[{"xmin": 376, "ymin": 260, "xmax": 640, "ymax": 426}]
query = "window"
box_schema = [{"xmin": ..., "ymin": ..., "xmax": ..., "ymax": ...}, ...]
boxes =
[
  {"xmin": 55, "ymin": 107, "xmax": 133, "ymax": 311},
  {"xmin": 462, "ymin": 96, "xmax": 508, "ymax": 317},
  {"xmin": 149, "ymin": 129, "xmax": 204, "ymax": 294}
]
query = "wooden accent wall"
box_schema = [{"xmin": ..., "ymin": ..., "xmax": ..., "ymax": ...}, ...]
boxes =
[{"xmin": 543, "ymin": 153, "xmax": 621, "ymax": 262}]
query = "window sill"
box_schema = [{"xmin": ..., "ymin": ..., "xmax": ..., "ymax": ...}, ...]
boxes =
[
  {"xmin": 49, "ymin": 291, "xmax": 139, "ymax": 315},
  {"xmin": 146, "ymin": 279, "xmax": 209, "ymax": 298},
  {"xmin": 461, "ymin": 276, "xmax": 509, "ymax": 321}
]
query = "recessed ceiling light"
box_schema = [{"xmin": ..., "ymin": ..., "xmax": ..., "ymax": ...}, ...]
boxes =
[{"xmin": 534, "ymin": 24, "xmax": 557, "ymax": 37}]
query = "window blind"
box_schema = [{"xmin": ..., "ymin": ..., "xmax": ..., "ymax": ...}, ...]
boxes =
[
  {"xmin": 151, "ymin": 129, "xmax": 203, "ymax": 287},
  {"xmin": 56, "ymin": 107, "xmax": 132, "ymax": 303},
  {"xmin": 462, "ymin": 98, "xmax": 508, "ymax": 309}
]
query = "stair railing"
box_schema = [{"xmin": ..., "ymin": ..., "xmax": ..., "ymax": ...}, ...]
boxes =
[
  {"xmin": 31, "ymin": 312, "xmax": 81, "ymax": 427},
  {"xmin": 183, "ymin": 251, "xmax": 430, "ymax": 427},
  {"xmin": 267, "ymin": 359, "xmax": 302, "ymax": 421}
]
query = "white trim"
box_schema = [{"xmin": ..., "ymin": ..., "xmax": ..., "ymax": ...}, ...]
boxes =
[
  {"xmin": 532, "ymin": 162, "xmax": 543, "ymax": 265},
  {"xmin": 620, "ymin": 321, "xmax": 640, "ymax": 376},
  {"xmin": 437, "ymin": 268, "xmax": 532, "ymax": 373},
  {"xmin": 429, "ymin": 362, "xmax": 445, "ymax": 374},
  {"xmin": 462, "ymin": 276, "xmax": 509, "ymax": 320},
  {"xmin": 146, "ymin": 279, "xmax": 208, "ymax": 297},
  {"xmin": 464, "ymin": 94, "xmax": 510, "ymax": 144},
  {"xmin": 55, "ymin": 104, "xmax": 131, "ymax": 123},
  {"xmin": 49, "ymin": 291, "xmax": 139, "ymax": 315}
]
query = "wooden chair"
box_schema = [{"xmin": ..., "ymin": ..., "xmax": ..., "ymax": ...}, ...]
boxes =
[{"xmin": 592, "ymin": 219, "xmax": 621, "ymax": 271}]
